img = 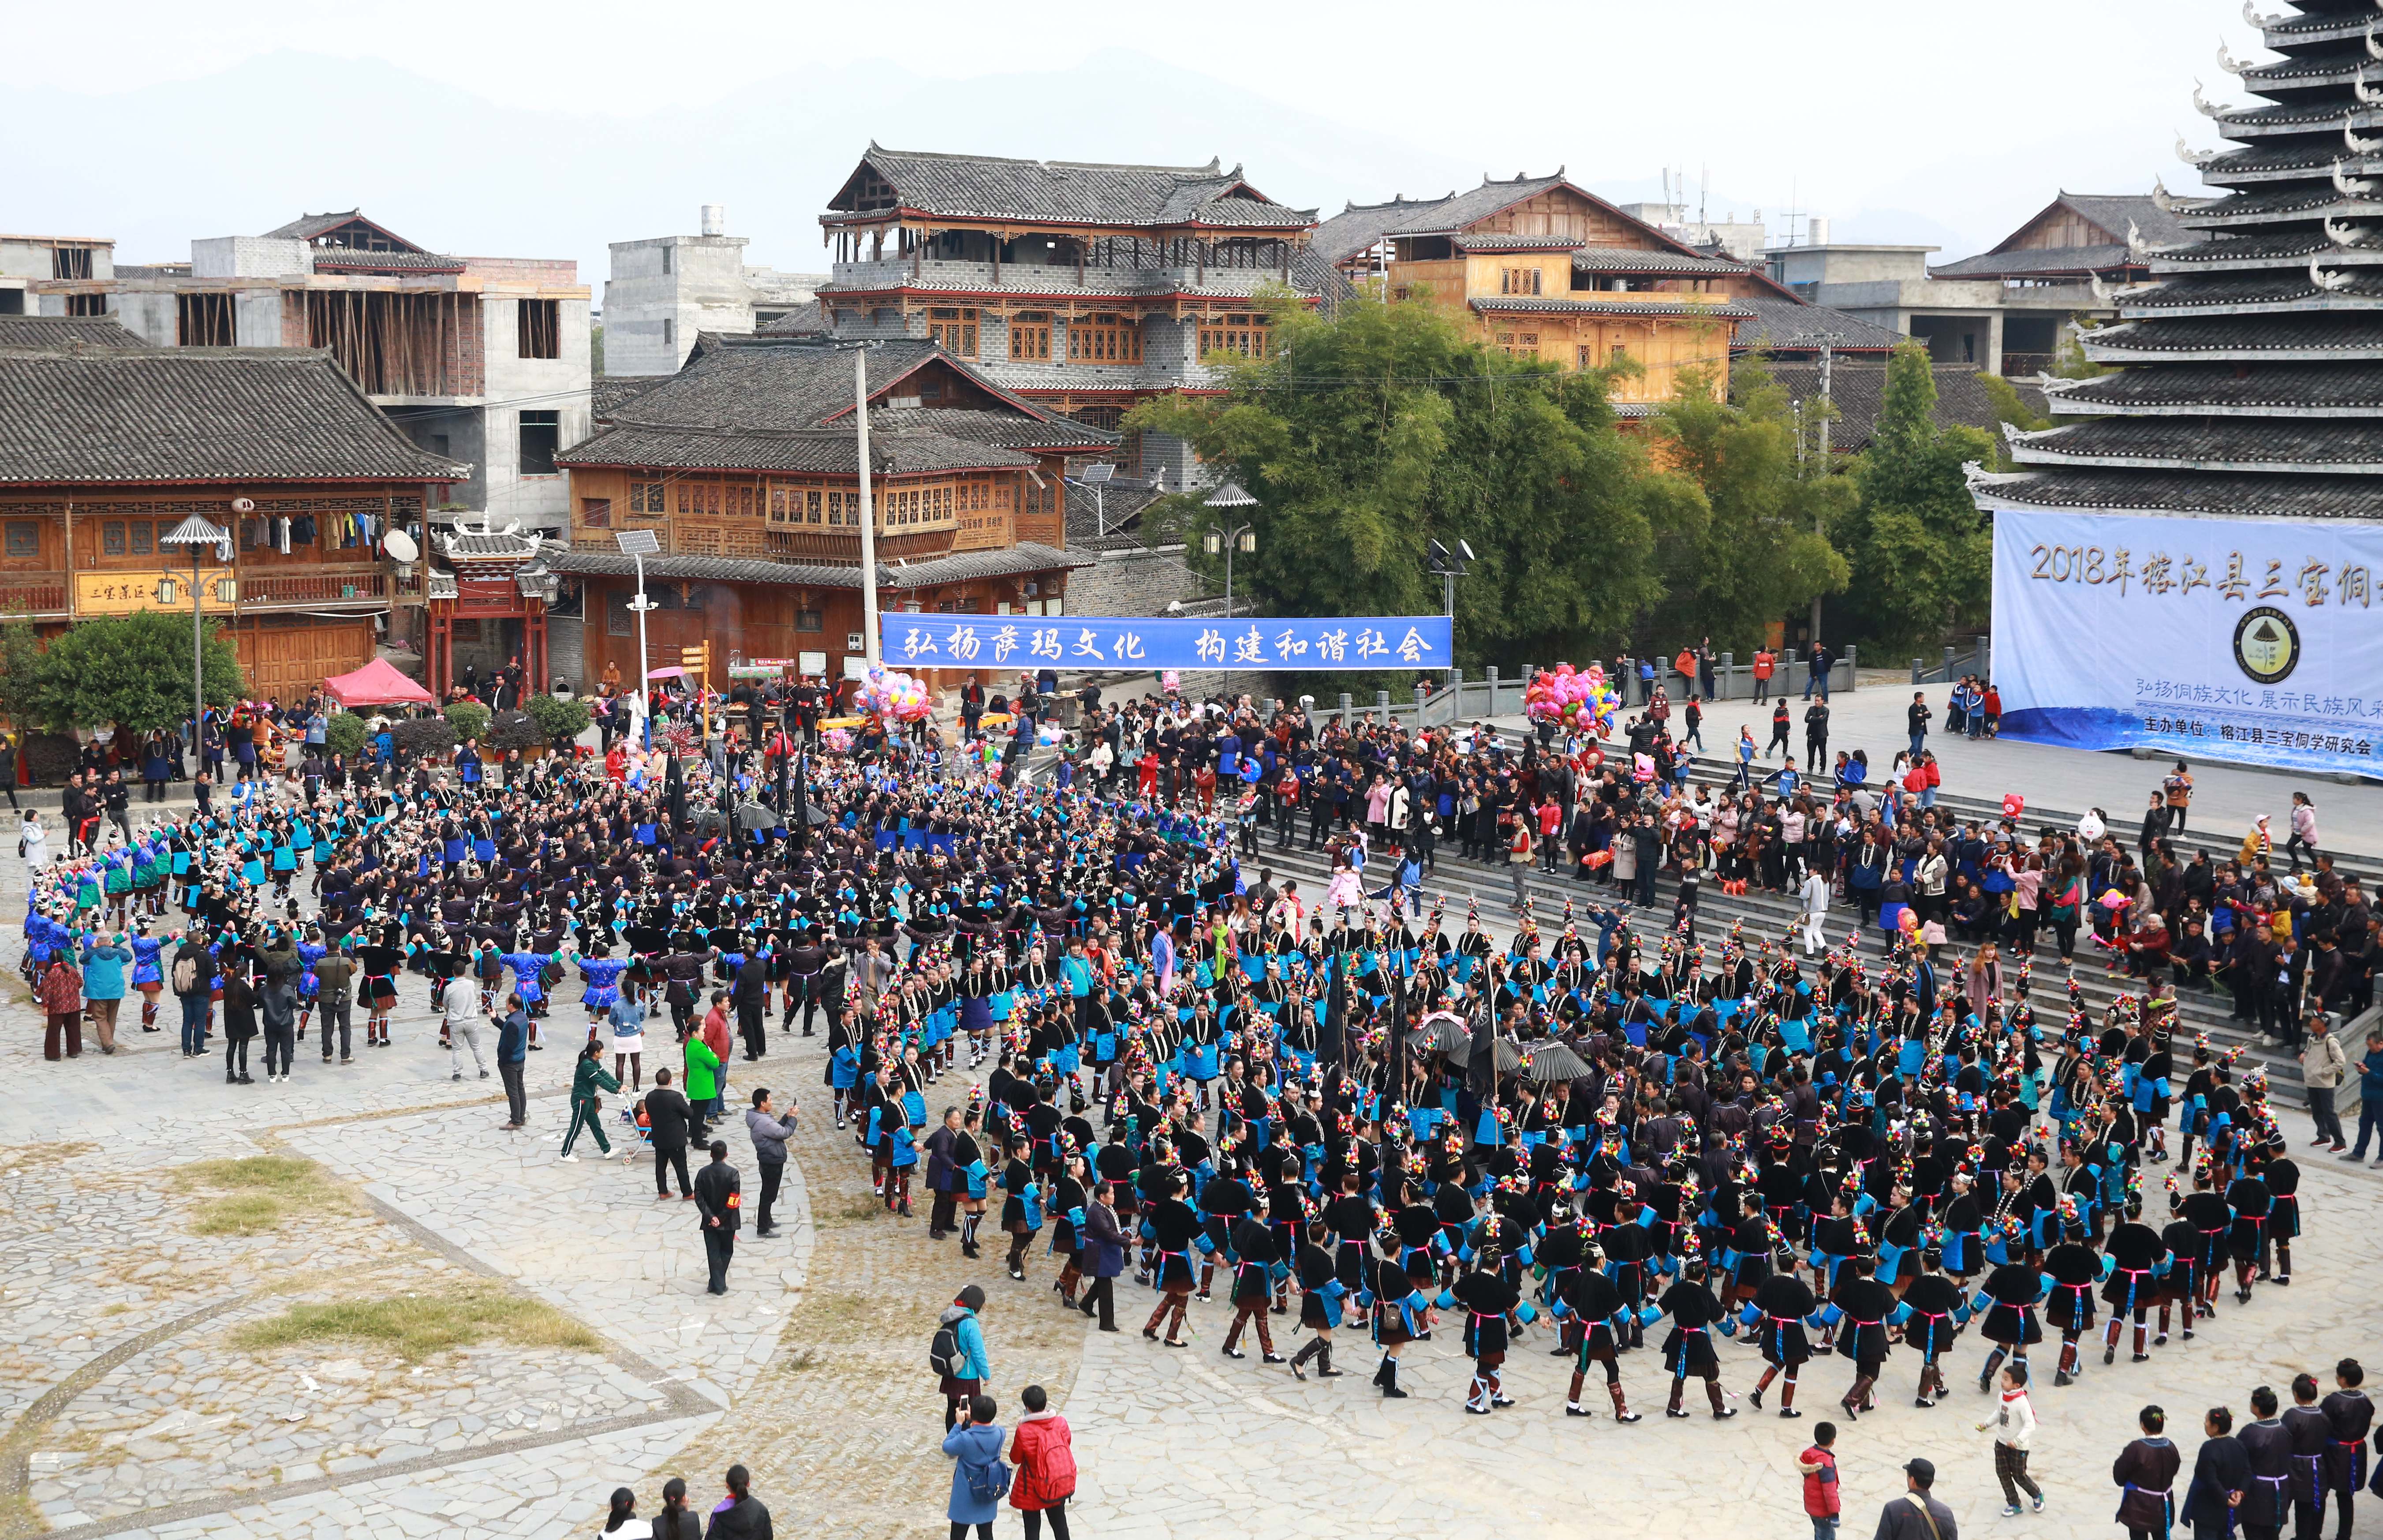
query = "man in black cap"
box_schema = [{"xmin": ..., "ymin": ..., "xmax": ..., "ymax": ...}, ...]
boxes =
[{"xmin": 1870, "ymin": 1458, "xmax": 1959, "ymax": 1540}]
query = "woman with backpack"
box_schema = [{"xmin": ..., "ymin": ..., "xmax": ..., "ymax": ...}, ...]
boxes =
[
  {"xmin": 942, "ymin": 1392, "xmax": 1006, "ymax": 1540},
  {"xmin": 1008, "ymin": 1383, "xmax": 1077, "ymax": 1540}
]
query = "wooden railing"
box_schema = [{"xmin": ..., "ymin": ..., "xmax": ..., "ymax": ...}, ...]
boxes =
[
  {"xmin": 0, "ymin": 572, "xmax": 70, "ymax": 616},
  {"xmin": 239, "ymin": 567, "xmax": 390, "ymax": 608}
]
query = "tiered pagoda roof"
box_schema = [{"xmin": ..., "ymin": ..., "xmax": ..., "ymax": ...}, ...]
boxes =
[{"xmin": 1972, "ymin": 0, "xmax": 2383, "ymax": 520}]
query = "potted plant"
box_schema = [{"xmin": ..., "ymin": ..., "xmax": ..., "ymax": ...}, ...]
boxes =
[
  {"xmin": 528, "ymin": 692, "xmax": 592, "ymax": 753},
  {"xmin": 442, "ymin": 701, "xmax": 491, "ymax": 745}
]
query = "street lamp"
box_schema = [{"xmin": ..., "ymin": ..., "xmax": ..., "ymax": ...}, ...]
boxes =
[
  {"xmin": 616, "ymin": 528, "xmax": 660, "ymax": 748},
  {"xmin": 160, "ymin": 509, "xmax": 234, "ymax": 755},
  {"xmin": 1202, "ymin": 481, "xmax": 1259, "ymax": 620},
  {"xmin": 1426, "ymin": 538, "xmax": 1475, "ymax": 695}
]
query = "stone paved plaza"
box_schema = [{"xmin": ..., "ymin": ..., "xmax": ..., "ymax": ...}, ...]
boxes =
[{"xmin": 3, "ymin": 856, "xmax": 2381, "ymax": 1540}]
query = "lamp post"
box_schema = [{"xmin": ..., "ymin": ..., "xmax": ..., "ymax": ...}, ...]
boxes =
[
  {"xmin": 1426, "ymin": 538, "xmax": 1475, "ymax": 698},
  {"xmin": 159, "ymin": 509, "xmax": 233, "ymax": 757},
  {"xmin": 616, "ymin": 528, "xmax": 660, "ymax": 748},
  {"xmin": 841, "ymin": 341, "xmax": 883, "ymax": 668},
  {"xmin": 1203, "ymin": 481, "xmax": 1258, "ymax": 702}
]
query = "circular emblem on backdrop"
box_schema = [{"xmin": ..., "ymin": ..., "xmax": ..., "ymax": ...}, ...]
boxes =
[{"xmin": 2233, "ymin": 605, "xmax": 2301, "ymax": 685}]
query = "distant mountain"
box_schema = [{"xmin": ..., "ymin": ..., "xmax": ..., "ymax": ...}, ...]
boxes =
[{"xmin": 3, "ymin": 48, "xmax": 1485, "ymax": 288}]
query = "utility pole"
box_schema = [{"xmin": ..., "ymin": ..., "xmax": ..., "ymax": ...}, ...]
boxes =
[
  {"xmin": 853, "ymin": 344, "xmax": 881, "ymax": 667},
  {"xmin": 1811, "ymin": 337, "xmax": 1844, "ymax": 646}
]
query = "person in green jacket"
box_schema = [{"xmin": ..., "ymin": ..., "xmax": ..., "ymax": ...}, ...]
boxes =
[
  {"xmin": 684, "ymin": 1032, "xmax": 723, "ymax": 1145},
  {"xmin": 561, "ymin": 1039, "xmax": 622, "ymax": 1161}
]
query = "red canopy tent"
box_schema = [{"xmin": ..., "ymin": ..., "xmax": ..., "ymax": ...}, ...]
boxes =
[{"xmin": 323, "ymin": 657, "xmax": 434, "ymax": 709}]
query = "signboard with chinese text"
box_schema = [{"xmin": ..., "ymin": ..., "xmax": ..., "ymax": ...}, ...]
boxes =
[
  {"xmin": 1991, "ymin": 508, "xmax": 2383, "ymax": 773},
  {"xmin": 878, "ymin": 615, "xmax": 1452, "ymax": 672},
  {"xmin": 75, "ymin": 569, "xmax": 235, "ymax": 617}
]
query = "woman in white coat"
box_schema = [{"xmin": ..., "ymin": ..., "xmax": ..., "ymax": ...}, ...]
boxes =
[
  {"xmin": 1797, "ymin": 858, "xmax": 1830, "ymax": 955},
  {"xmin": 19, "ymin": 810, "xmax": 48, "ymax": 875}
]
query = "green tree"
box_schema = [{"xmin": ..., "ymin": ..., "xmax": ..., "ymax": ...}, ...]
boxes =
[
  {"xmin": 5, "ymin": 610, "xmax": 243, "ymax": 733},
  {"xmin": 1127, "ymin": 292, "xmax": 1680, "ymax": 671},
  {"xmin": 1647, "ymin": 356, "xmax": 1851, "ymax": 652},
  {"xmin": 1834, "ymin": 344, "xmax": 1995, "ymax": 658}
]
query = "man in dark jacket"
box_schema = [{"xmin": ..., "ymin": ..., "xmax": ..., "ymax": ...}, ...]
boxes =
[
  {"xmin": 924, "ymin": 1106, "xmax": 962, "ymax": 1240},
  {"xmin": 1079, "ymin": 1181, "xmax": 1128, "ymax": 1331},
  {"xmin": 495, "ymin": 994, "xmax": 530, "ymax": 1130},
  {"xmin": 694, "ymin": 1140, "xmax": 743, "ymax": 1294},
  {"xmin": 703, "ymin": 1465, "xmax": 772, "ymax": 1540},
  {"xmin": 1870, "ymin": 1458, "xmax": 1958, "ymax": 1540},
  {"xmin": 732, "ymin": 953, "xmax": 769, "ymax": 1061},
  {"xmin": 314, "ymin": 944, "xmax": 357, "ymax": 1063},
  {"xmin": 645, "ymin": 1067, "xmax": 694, "ymax": 1199}
]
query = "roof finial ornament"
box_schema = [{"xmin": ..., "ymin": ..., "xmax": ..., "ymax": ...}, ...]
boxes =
[
  {"xmin": 2312, "ymin": 253, "xmax": 2357, "ymax": 292},
  {"xmin": 2089, "ymin": 273, "xmax": 2120, "ymax": 305},
  {"xmin": 2215, "ymin": 40, "xmax": 2246, "ymax": 75},
  {"xmin": 2152, "ymin": 176, "xmax": 2178, "ymax": 214},
  {"xmin": 2192, "ymin": 79, "xmax": 2231, "ymax": 117},
  {"xmin": 2333, "ymin": 158, "xmax": 2379, "ymax": 197},
  {"xmin": 2357, "ymin": 66, "xmax": 2383, "ymax": 106},
  {"xmin": 2242, "ymin": 0, "xmax": 2278, "ymax": 24},
  {"xmin": 2351, "ymin": 120, "xmax": 2383, "ymax": 153},
  {"xmin": 2368, "ymin": 19, "xmax": 2383, "ymax": 61},
  {"xmin": 2128, "ymin": 218, "xmax": 2150, "ymax": 259},
  {"xmin": 2175, "ymin": 136, "xmax": 2215, "ymax": 168},
  {"xmin": 2327, "ymin": 215, "xmax": 2367, "ymax": 247}
]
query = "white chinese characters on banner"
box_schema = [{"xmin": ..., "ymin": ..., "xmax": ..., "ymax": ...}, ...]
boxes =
[{"xmin": 881, "ymin": 615, "xmax": 1450, "ymax": 672}]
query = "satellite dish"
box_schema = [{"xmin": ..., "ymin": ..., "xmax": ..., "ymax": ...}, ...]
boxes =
[{"xmin": 382, "ymin": 529, "xmax": 420, "ymax": 563}]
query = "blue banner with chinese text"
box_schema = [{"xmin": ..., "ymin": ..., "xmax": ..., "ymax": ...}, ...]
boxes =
[{"xmin": 879, "ymin": 614, "xmax": 1451, "ymax": 672}]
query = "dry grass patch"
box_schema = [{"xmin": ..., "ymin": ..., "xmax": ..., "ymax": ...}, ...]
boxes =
[
  {"xmin": 168, "ymin": 1155, "xmax": 351, "ymax": 1235},
  {"xmin": 818, "ymin": 1192, "xmax": 888, "ymax": 1227},
  {"xmin": 229, "ymin": 1282, "xmax": 602, "ymax": 1363}
]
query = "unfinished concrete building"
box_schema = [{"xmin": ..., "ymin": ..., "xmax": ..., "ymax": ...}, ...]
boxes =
[
  {"xmin": 24, "ymin": 211, "xmax": 592, "ymax": 535},
  {"xmin": 601, "ymin": 205, "xmax": 825, "ymax": 376}
]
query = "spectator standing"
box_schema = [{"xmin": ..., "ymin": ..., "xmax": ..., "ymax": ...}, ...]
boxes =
[
  {"xmin": 1753, "ymin": 645, "xmax": 1777, "ymax": 702},
  {"xmin": 1871, "ymin": 1458, "xmax": 1957, "ymax": 1540},
  {"xmin": 645, "ymin": 1068, "xmax": 695, "ymax": 1199},
  {"xmin": 1008, "ymin": 1384, "xmax": 1077, "ymax": 1540},
  {"xmin": 599, "ymin": 1487, "xmax": 648, "ymax": 1538},
  {"xmin": 744, "ymin": 1088, "xmax": 794, "ymax": 1237},
  {"xmin": 1977, "ymin": 1363, "xmax": 2045, "ymax": 1516},
  {"xmin": 2181, "ymin": 1406, "xmax": 2248, "ymax": 1540},
  {"xmin": 1804, "ymin": 641, "xmax": 1832, "ymax": 702},
  {"xmin": 1907, "ymin": 692, "xmax": 1931, "ymax": 760},
  {"xmin": 943, "ymin": 1394, "xmax": 1006, "ymax": 1540},
  {"xmin": 650, "ymin": 1477, "xmax": 700, "ymax": 1540},
  {"xmin": 1077, "ymin": 1181, "xmax": 1126, "ymax": 1331},
  {"xmin": 2286, "ymin": 792, "xmax": 2320, "ymax": 874},
  {"xmin": 938, "ymin": 1284, "xmax": 993, "ymax": 1430},
  {"xmin": 39, "ymin": 948, "xmax": 82, "ymax": 1061},
  {"xmin": 2163, "ymin": 761, "xmax": 2195, "ymax": 832},
  {"xmin": 1797, "ymin": 1420, "xmax": 1842, "ymax": 1540},
  {"xmin": 692, "ymin": 1140, "xmax": 742, "ymax": 1295},
  {"xmin": 496, "ymin": 993, "xmax": 530, "ymax": 1129},
  {"xmin": 2341, "ymin": 1030, "xmax": 2383, "ymax": 1165},
  {"xmin": 2301, "ymin": 1017, "xmax": 2347, "ymax": 1152},
  {"xmin": 79, "ymin": 930, "xmax": 130, "ymax": 1054},
  {"xmin": 314, "ymin": 940, "xmax": 355, "ymax": 1064}
]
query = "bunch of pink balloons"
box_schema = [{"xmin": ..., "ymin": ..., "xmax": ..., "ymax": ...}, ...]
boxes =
[
  {"xmin": 855, "ymin": 666, "xmax": 931, "ymax": 723},
  {"xmin": 1523, "ymin": 662, "xmax": 1619, "ymax": 736}
]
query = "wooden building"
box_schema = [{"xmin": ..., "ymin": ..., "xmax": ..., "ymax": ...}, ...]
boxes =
[
  {"xmin": 0, "ymin": 316, "xmax": 463, "ymax": 700},
  {"xmin": 554, "ymin": 333, "xmax": 1113, "ymax": 688},
  {"xmin": 1310, "ymin": 172, "xmax": 1851, "ymax": 408},
  {"xmin": 814, "ymin": 146, "xmax": 1346, "ymax": 444}
]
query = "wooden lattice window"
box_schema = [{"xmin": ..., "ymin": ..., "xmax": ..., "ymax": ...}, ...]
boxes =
[
  {"xmin": 928, "ymin": 307, "xmax": 978, "ymax": 357},
  {"xmin": 1198, "ymin": 314, "xmax": 1269, "ymax": 358},
  {"xmin": 1500, "ymin": 268, "xmax": 1542, "ymax": 295},
  {"xmin": 1067, "ymin": 314, "xmax": 1142, "ymax": 364},
  {"xmin": 630, "ymin": 480, "xmax": 667, "ymax": 515},
  {"xmin": 1010, "ymin": 313, "xmax": 1051, "ymax": 362}
]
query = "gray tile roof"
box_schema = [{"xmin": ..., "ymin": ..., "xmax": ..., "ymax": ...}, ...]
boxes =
[
  {"xmin": 2011, "ymin": 417, "xmax": 2383, "ymax": 471},
  {"xmin": 1728, "ymin": 294, "xmax": 1906, "ymax": 353},
  {"xmin": 558, "ymin": 333, "xmax": 1114, "ymax": 475},
  {"xmin": 2120, "ymin": 271, "xmax": 2383, "ymax": 312},
  {"xmin": 1453, "ymin": 232, "xmax": 1584, "ymax": 251},
  {"xmin": 1973, "ymin": 468, "xmax": 2383, "ymax": 519},
  {"xmin": 756, "ymin": 299, "xmax": 827, "ymax": 335},
  {"xmin": 591, "ymin": 375, "xmax": 666, "ymax": 419},
  {"xmin": 1310, "ymin": 174, "xmax": 1572, "ymax": 265},
  {"xmin": 1930, "ymin": 194, "xmax": 2189, "ymax": 278},
  {"xmin": 264, "ymin": 210, "xmax": 376, "ymax": 241},
  {"xmin": 1569, "ymin": 247, "xmax": 1754, "ymax": 275},
  {"xmin": 2085, "ymin": 315, "xmax": 2383, "ymax": 359},
  {"xmin": 310, "ymin": 250, "xmax": 466, "ymax": 273},
  {"xmin": 1931, "ymin": 244, "xmax": 2137, "ymax": 279},
  {"xmin": 828, "ymin": 146, "xmax": 1313, "ymax": 232},
  {"xmin": 548, "ymin": 540, "xmax": 1088, "ymax": 591},
  {"xmin": 0, "ymin": 347, "xmax": 471, "ymax": 487},
  {"xmin": 0, "ymin": 315, "xmax": 146, "ymax": 351},
  {"xmin": 1752, "ymin": 362, "xmax": 2011, "ymax": 452},
  {"xmin": 2047, "ymin": 360, "xmax": 2383, "ymax": 413},
  {"xmin": 1468, "ymin": 296, "xmax": 1751, "ymax": 319}
]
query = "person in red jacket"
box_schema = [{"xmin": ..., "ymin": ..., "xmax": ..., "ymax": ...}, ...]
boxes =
[
  {"xmin": 1798, "ymin": 1420, "xmax": 1842, "ymax": 1540},
  {"xmin": 1008, "ymin": 1383, "xmax": 1077, "ymax": 1540}
]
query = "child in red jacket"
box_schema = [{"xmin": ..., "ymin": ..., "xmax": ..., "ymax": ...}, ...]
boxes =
[
  {"xmin": 1008, "ymin": 1384, "xmax": 1077, "ymax": 1540},
  {"xmin": 1798, "ymin": 1420, "xmax": 1842, "ymax": 1540}
]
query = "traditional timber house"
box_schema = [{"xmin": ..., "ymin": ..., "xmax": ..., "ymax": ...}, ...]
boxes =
[
  {"xmin": 1308, "ymin": 172, "xmax": 1835, "ymax": 409},
  {"xmin": 553, "ymin": 333, "xmax": 1114, "ymax": 688},
  {"xmin": 812, "ymin": 146, "xmax": 1345, "ymax": 487},
  {"xmin": 0, "ymin": 318, "xmax": 466, "ymax": 700}
]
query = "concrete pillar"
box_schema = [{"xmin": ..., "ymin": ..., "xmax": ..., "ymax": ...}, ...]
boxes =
[
  {"xmin": 1486, "ymin": 666, "xmax": 1501, "ymax": 716},
  {"xmin": 1720, "ymin": 651, "xmax": 1734, "ymax": 702},
  {"xmin": 1375, "ymin": 689, "xmax": 1390, "ymax": 721},
  {"xmin": 1339, "ymin": 692, "xmax": 1353, "ymax": 727}
]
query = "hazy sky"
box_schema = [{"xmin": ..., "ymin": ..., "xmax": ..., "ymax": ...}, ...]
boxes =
[{"xmin": 6, "ymin": 0, "xmax": 2252, "ymax": 284}]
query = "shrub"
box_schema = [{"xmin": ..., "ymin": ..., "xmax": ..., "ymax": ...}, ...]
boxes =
[
  {"xmin": 442, "ymin": 701, "xmax": 490, "ymax": 744},
  {"xmin": 324, "ymin": 712, "xmax": 367, "ymax": 759},
  {"xmin": 20, "ymin": 732, "xmax": 78, "ymax": 786},
  {"xmin": 486, "ymin": 709, "xmax": 542, "ymax": 753},
  {"xmin": 390, "ymin": 715, "xmax": 456, "ymax": 758},
  {"xmin": 527, "ymin": 692, "xmax": 591, "ymax": 746}
]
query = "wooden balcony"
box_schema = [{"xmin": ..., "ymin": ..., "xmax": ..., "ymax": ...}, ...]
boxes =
[
  {"xmin": 0, "ymin": 571, "xmax": 71, "ymax": 618},
  {"xmin": 238, "ymin": 566, "xmax": 394, "ymax": 610}
]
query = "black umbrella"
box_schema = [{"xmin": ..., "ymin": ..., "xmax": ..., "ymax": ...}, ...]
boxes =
[
  {"xmin": 1411, "ymin": 1010, "xmax": 1470, "ymax": 1053},
  {"xmin": 735, "ymin": 800, "xmax": 778, "ymax": 834},
  {"xmin": 1518, "ymin": 1041, "xmax": 1591, "ymax": 1082}
]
